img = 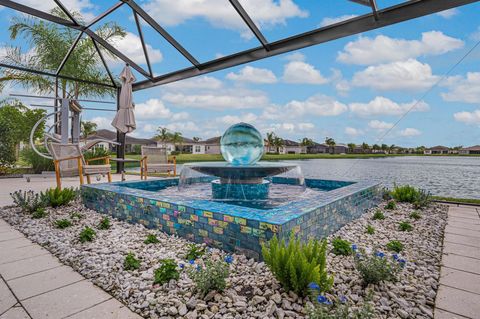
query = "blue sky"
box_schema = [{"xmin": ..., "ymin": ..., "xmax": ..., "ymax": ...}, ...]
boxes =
[{"xmin": 1, "ymin": 0, "xmax": 480, "ymax": 147}]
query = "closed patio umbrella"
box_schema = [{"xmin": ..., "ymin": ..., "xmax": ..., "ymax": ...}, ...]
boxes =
[{"xmin": 111, "ymin": 65, "xmax": 136, "ymax": 133}]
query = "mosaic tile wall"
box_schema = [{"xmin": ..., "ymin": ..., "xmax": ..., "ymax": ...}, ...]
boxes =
[{"xmin": 82, "ymin": 178, "xmax": 381, "ymax": 259}]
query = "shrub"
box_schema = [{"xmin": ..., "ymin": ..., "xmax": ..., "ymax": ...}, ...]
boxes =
[
  {"xmin": 144, "ymin": 234, "xmax": 160, "ymax": 244},
  {"xmin": 154, "ymin": 259, "xmax": 180, "ymax": 285},
  {"xmin": 385, "ymin": 201, "xmax": 396, "ymax": 210},
  {"xmin": 31, "ymin": 208, "xmax": 48, "ymax": 219},
  {"xmin": 10, "ymin": 190, "xmax": 46, "ymax": 213},
  {"xmin": 20, "ymin": 147, "xmax": 54, "ymax": 173},
  {"xmin": 262, "ymin": 234, "xmax": 333, "ymax": 297},
  {"xmin": 83, "ymin": 148, "xmax": 110, "ymax": 165},
  {"xmin": 381, "ymin": 187, "xmax": 392, "ymax": 201},
  {"xmin": 372, "ymin": 210, "xmax": 385, "ymax": 220},
  {"xmin": 55, "ymin": 219, "xmax": 72, "ymax": 229},
  {"xmin": 366, "ymin": 225, "xmax": 375, "ymax": 235},
  {"xmin": 98, "ymin": 217, "xmax": 111, "ymax": 230},
  {"xmin": 79, "ymin": 227, "xmax": 96, "ymax": 243},
  {"xmin": 354, "ymin": 251, "xmax": 402, "ymax": 286},
  {"xmin": 187, "ymin": 259, "xmax": 229, "ymax": 296},
  {"xmin": 398, "ymin": 221, "xmax": 413, "ymax": 232},
  {"xmin": 413, "ymin": 189, "xmax": 432, "ymax": 209},
  {"xmin": 409, "ymin": 211, "xmax": 421, "ymax": 220},
  {"xmin": 124, "ymin": 252, "xmax": 141, "ymax": 271},
  {"xmin": 390, "ymin": 185, "xmax": 419, "ymax": 203},
  {"xmin": 386, "ymin": 240, "xmax": 404, "ymax": 253},
  {"xmin": 331, "ymin": 238, "xmax": 353, "ymax": 256},
  {"xmin": 70, "ymin": 211, "xmax": 84, "ymax": 220},
  {"xmin": 185, "ymin": 243, "xmax": 205, "ymax": 261},
  {"xmin": 307, "ymin": 291, "xmax": 375, "ymax": 319},
  {"xmin": 41, "ymin": 187, "xmax": 77, "ymax": 208}
]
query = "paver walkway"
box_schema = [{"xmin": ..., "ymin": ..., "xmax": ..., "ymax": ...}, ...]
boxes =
[
  {"xmin": 0, "ymin": 219, "xmax": 141, "ymax": 319},
  {"xmin": 435, "ymin": 204, "xmax": 480, "ymax": 319}
]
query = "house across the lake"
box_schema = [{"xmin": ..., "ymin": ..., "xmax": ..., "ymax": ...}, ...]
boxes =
[
  {"xmin": 424, "ymin": 145, "xmax": 450, "ymax": 154},
  {"xmin": 459, "ymin": 145, "xmax": 480, "ymax": 155},
  {"xmin": 279, "ymin": 139, "xmax": 305, "ymax": 154},
  {"xmin": 84, "ymin": 129, "xmax": 156, "ymax": 153}
]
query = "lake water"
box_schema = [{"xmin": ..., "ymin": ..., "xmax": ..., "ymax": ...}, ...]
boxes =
[{"xmin": 283, "ymin": 156, "xmax": 480, "ymax": 199}]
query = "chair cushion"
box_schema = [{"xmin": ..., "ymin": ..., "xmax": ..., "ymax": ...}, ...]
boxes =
[
  {"xmin": 83, "ymin": 164, "xmax": 111, "ymax": 175},
  {"xmin": 145, "ymin": 163, "xmax": 174, "ymax": 172}
]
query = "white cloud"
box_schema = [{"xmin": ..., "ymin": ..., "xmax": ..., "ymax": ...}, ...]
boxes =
[
  {"xmin": 368, "ymin": 120, "xmax": 394, "ymax": 131},
  {"xmin": 135, "ymin": 98, "xmax": 188, "ymax": 120},
  {"xmin": 226, "ymin": 66, "xmax": 277, "ymax": 84},
  {"xmin": 109, "ymin": 32, "xmax": 162, "ymax": 66},
  {"xmin": 345, "ymin": 127, "xmax": 363, "ymax": 137},
  {"xmin": 17, "ymin": 0, "xmax": 95, "ymax": 20},
  {"xmin": 284, "ymin": 94, "xmax": 347, "ymax": 117},
  {"xmin": 337, "ymin": 31, "xmax": 463, "ymax": 65},
  {"xmin": 284, "ymin": 52, "xmax": 306, "ymax": 62},
  {"xmin": 90, "ymin": 116, "xmax": 113, "ymax": 130},
  {"xmin": 162, "ymin": 89, "xmax": 269, "ymax": 110},
  {"xmin": 298, "ymin": 122, "xmax": 315, "ymax": 131},
  {"xmin": 141, "ymin": 0, "xmax": 308, "ymax": 39},
  {"xmin": 399, "ymin": 128, "xmax": 421, "ymax": 137},
  {"xmin": 453, "ymin": 110, "xmax": 480, "ymax": 126},
  {"xmin": 349, "ymin": 96, "xmax": 429, "ymax": 117},
  {"xmin": 166, "ymin": 121, "xmax": 200, "ymax": 132},
  {"xmin": 471, "ymin": 27, "xmax": 480, "ymax": 41},
  {"xmin": 216, "ymin": 113, "xmax": 258, "ymax": 125},
  {"xmin": 441, "ymin": 72, "xmax": 480, "ymax": 103},
  {"xmin": 352, "ymin": 59, "xmax": 439, "ymax": 91},
  {"xmin": 163, "ymin": 76, "xmax": 223, "ymax": 90},
  {"xmin": 436, "ymin": 8, "xmax": 459, "ymax": 19},
  {"xmin": 319, "ymin": 14, "xmax": 358, "ymax": 27},
  {"xmin": 283, "ymin": 60, "xmax": 328, "ymax": 85}
]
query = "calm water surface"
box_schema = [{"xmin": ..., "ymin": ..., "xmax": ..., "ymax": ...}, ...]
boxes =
[{"xmin": 283, "ymin": 156, "xmax": 480, "ymax": 199}]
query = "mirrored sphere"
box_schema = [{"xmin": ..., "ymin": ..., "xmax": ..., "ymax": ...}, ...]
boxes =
[{"xmin": 220, "ymin": 123, "xmax": 264, "ymax": 165}]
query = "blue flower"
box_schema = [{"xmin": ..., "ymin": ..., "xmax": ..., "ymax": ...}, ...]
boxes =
[
  {"xmin": 355, "ymin": 253, "xmax": 362, "ymax": 258},
  {"xmin": 196, "ymin": 265, "xmax": 202, "ymax": 271},
  {"xmin": 308, "ymin": 282, "xmax": 320, "ymax": 290},
  {"xmin": 392, "ymin": 254, "xmax": 399, "ymax": 260},
  {"xmin": 339, "ymin": 295, "xmax": 347, "ymax": 303},
  {"xmin": 224, "ymin": 255, "xmax": 234, "ymax": 264},
  {"xmin": 179, "ymin": 263, "xmax": 184, "ymax": 269},
  {"xmin": 398, "ymin": 259, "xmax": 406, "ymax": 267},
  {"xmin": 317, "ymin": 295, "xmax": 330, "ymax": 304},
  {"xmin": 375, "ymin": 252, "xmax": 385, "ymax": 258},
  {"xmin": 189, "ymin": 259, "xmax": 195, "ymax": 265},
  {"xmin": 351, "ymin": 244, "xmax": 358, "ymax": 251}
]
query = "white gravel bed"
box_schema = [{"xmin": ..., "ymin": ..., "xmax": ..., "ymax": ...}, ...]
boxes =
[{"xmin": 0, "ymin": 200, "xmax": 447, "ymax": 319}]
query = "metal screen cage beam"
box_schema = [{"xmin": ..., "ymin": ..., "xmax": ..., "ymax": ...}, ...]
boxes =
[{"xmin": 0, "ymin": 0, "xmax": 478, "ymax": 92}]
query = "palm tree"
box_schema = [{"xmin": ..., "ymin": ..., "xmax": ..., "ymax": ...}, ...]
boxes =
[
  {"xmin": 300, "ymin": 137, "xmax": 314, "ymax": 147},
  {"xmin": 389, "ymin": 144, "xmax": 396, "ymax": 154},
  {"xmin": 381, "ymin": 143, "xmax": 389, "ymax": 153},
  {"xmin": 80, "ymin": 120, "xmax": 97, "ymax": 142},
  {"xmin": 347, "ymin": 143, "xmax": 356, "ymax": 153},
  {"xmin": 361, "ymin": 142, "xmax": 370, "ymax": 153},
  {"xmin": 266, "ymin": 132, "xmax": 275, "ymax": 152},
  {"xmin": 192, "ymin": 136, "xmax": 201, "ymax": 142},
  {"xmin": 325, "ymin": 137, "xmax": 336, "ymax": 154},
  {"xmin": 273, "ymin": 136, "xmax": 284, "ymax": 154},
  {"xmin": 372, "ymin": 144, "xmax": 380, "ymax": 153},
  {"xmin": 155, "ymin": 127, "xmax": 171, "ymax": 148},
  {"xmin": 0, "ymin": 8, "xmax": 125, "ymax": 100},
  {"xmin": 171, "ymin": 132, "xmax": 183, "ymax": 153}
]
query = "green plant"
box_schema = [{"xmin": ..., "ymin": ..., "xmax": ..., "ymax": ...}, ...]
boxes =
[
  {"xmin": 83, "ymin": 148, "xmax": 109, "ymax": 165},
  {"xmin": 98, "ymin": 216, "xmax": 111, "ymax": 230},
  {"xmin": 409, "ymin": 211, "xmax": 421, "ymax": 220},
  {"xmin": 10, "ymin": 190, "xmax": 46, "ymax": 213},
  {"xmin": 386, "ymin": 240, "xmax": 404, "ymax": 253},
  {"xmin": 187, "ymin": 259, "xmax": 229, "ymax": 296},
  {"xmin": 185, "ymin": 243, "xmax": 205, "ymax": 261},
  {"xmin": 372, "ymin": 210, "xmax": 385, "ymax": 220},
  {"xmin": 331, "ymin": 238, "xmax": 353, "ymax": 256},
  {"xmin": 41, "ymin": 187, "xmax": 77, "ymax": 208},
  {"xmin": 385, "ymin": 201, "xmax": 396, "ymax": 210},
  {"xmin": 32, "ymin": 207, "xmax": 48, "ymax": 219},
  {"xmin": 79, "ymin": 226, "xmax": 96, "ymax": 243},
  {"xmin": 21, "ymin": 147, "xmax": 54, "ymax": 173},
  {"xmin": 70, "ymin": 211, "xmax": 84, "ymax": 220},
  {"xmin": 355, "ymin": 251, "xmax": 401, "ymax": 286},
  {"xmin": 390, "ymin": 184, "xmax": 419, "ymax": 203},
  {"xmin": 413, "ymin": 189, "xmax": 432, "ymax": 209},
  {"xmin": 154, "ymin": 259, "xmax": 180, "ymax": 285},
  {"xmin": 55, "ymin": 219, "xmax": 73, "ymax": 229},
  {"xmin": 398, "ymin": 221, "xmax": 413, "ymax": 232},
  {"xmin": 144, "ymin": 234, "xmax": 160, "ymax": 244},
  {"xmin": 366, "ymin": 225, "xmax": 375, "ymax": 235},
  {"xmin": 124, "ymin": 252, "xmax": 140, "ymax": 271},
  {"xmin": 262, "ymin": 234, "xmax": 333, "ymax": 297},
  {"xmin": 307, "ymin": 291, "xmax": 375, "ymax": 319}
]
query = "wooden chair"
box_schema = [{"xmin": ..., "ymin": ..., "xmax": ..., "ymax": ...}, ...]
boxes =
[
  {"xmin": 140, "ymin": 146, "xmax": 176, "ymax": 180},
  {"xmin": 47, "ymin": 143, "xmax": 112, "ymax": 189}
]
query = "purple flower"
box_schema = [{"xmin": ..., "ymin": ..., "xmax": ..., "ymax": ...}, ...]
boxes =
[
  {"xmin": 189, "ymin": 259, "xmax": 195, "ymax": 265},
  {"xmin": 375, "ymin": 252, "xmax": 385, "ymax": 258},
  {"xmin": 224, "ymin": 255, "xmax": 234, "ymax": 264},
  {"xmin": 355, "ymin": 253, "xmax": 362, "ymax": 258},
  {"xmin": 398, "ymin": 259, "xmax": 406, "ymax": 267},
  {"xmin": 392, "ymin": 254, "xmax": 399, "ymax": 261},
  {"xmin": 339, "ymin": 295, "xmax": 347, "ymax": 303},
  {"xmin": 308, "ymin": 282, "xmax": 320, "ymax": 290},
  {"xmin": 351, "ymin": 244, "xmax": 358, "ymax": 251},
  {"xmin": 179, "ymin": 263, "xmax": 184, "ymax": 269},
  {"xmin": 317, "ymin": 295, "xmax": 332, "ymax": 305}
]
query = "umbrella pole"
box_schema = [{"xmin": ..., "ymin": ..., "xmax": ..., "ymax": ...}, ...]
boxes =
[{"xmin": 116, "ymin": 87, "xmax": 125, "ymax": 174}]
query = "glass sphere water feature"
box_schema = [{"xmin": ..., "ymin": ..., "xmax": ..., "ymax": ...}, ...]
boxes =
[{"xmin": 220, "ymin": 123, "xmax": 264, "ymax": 165}]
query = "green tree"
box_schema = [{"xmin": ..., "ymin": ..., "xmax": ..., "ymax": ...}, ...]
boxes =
[
  {"xmin": 266, "ymin": 132, "xmax": 276, "ymax": 151},
  {"xmin": 155, "ymin": 127, "xmax": 171, "ymax": 148},
  {"xmin": 273, "ymin": 136, "xmax": 284, "ymax": 154},
  {"xmin": 325, "ymin": 137, "xmax": 336, "ymax": 154},
  {"xmin": 192, "ymin": 136, "xmax": 201, "ymax": 142},
  {"xmin": 300, "ymin": 137, "xmax": 314, "ymax": 147},
  {"xmin": 171, "ymin": 132, "xmax": 183, "ymax": 153},
  {"xmin": 80, "ymin": 120, "xmax": 97, "ymax": 142},
  {"xmin": 0, "ymin": 8, "xmax": 125, "ymax": 100},
  {"xmin": 347, "ymin": 143, "xmax": 356, "ymax": 153},
  {"xmin": 361, "ymin": 142, "xmax": 370, "ymax": 153}
]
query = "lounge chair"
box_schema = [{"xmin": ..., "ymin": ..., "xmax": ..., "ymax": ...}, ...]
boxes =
[
  {"xmin": 140, "ymin": 146, "xmax": 176, "ymax": 179},
  {"xmin": 47, "ymin": 142, "xmax": 112, "ymax": 189}
]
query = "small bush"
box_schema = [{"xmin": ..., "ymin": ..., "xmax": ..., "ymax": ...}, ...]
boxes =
[
  {"xmin": 307, "ymin": 291, "xmax": 375, "ymax": 319},
  {"xmin": 385, "ymin": 201, "xmax": 396, "ymax": 210},
  {"xmin": 10, "ymin": 190, "xmax": 46, "ymax": 213},
  {"xmin": 386, "ymin": 240, "xmax": 404, "ymax": 253},
  {"xmin": 144, "ymin": 234, "xmax": 160, "ymax": 244},
  {"xmin": 187, "ymin": 259, "xmax": 229, "ymax": 296},
  {"xmin": 41, "ymin": 187, "xmax": 77, "ymax": 208},
  {"xmin": 262, "ymin": 234, "xmax": 333, "ymax": 297},
  {"xmin": 355, "ymin": 251, "xmax": 402, "ymax": 286},
  {"xmin": 413, "ymin": 189, "xmax": 432, "ymax": 209},
  {"xmin": 185, "ymin": 243, "xmax": 205, "ymax": 261},
  {"xmin": 398, "ymin": 221, "xmax": 413, "ymax": 232},
  {"xmin": 32, "ymin": 208, "xmax": 48, "ymax": 219},
  {"xmin": 331, "ymin": 238, "xmax": 353, "ymax": 256},
  {"xmin": 409, "ymin": 211, "xmax": 421, "ymax": 220},
  {"xmin": 154, "ymin": 259, "xmax": 179, "ymax": 285},
  {"xmin": 83, "ymin": 148, "xmax": 110, "ymax": 165},
  {"xmin": 372, "ymin": 210, "xmax": 385, "ymax": 220},
  {"xmin": 381, "ymin": 187, "xmax": 392, "ymax": 201},
  {"xmin": 21, "ymin": 147, "xmax": 55, "ymax": 173},
  {"xmin": 124, "ymin": 252, "xmax": 140, "ymax": 271},
  {"xmin": 390, "ymin": 185, "xmax": 419, "ymax": 203},
  {"xmin": 70, "ymin": 211, "xmax": 84, "ymax": 220},
  {"xmin": 98, "ymin": 217, "xmax": 111, "ymax": 230},
  {"xmin": 55, "ymin": 219, "xmax": 72, "ymax": 229},
  {"xmin": 366, "ymin": 225, "xmax": 375, "ymax": 235},
  {"xmin": 79, "ymin": 227, "xmax": 96, "ymax": 243}
]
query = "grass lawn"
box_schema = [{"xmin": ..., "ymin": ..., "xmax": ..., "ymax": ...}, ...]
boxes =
[{"xmin": 432, "ymin": 196, "xmax": 480, "ymax": 205}]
